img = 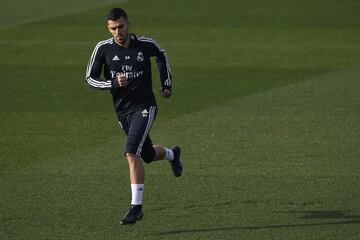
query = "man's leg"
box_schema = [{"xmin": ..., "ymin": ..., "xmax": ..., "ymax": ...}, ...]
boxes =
[
  {"xmin": 120, "ymin": 107, "xmax": 156, "ymax": 225},
  {"xmin": 120, "ymin": 153, "xmax": 145, "ymax": 225},
  {"xmin": 153, "ymin": 145, "xmax": 183, "ymax": 177},
  {"xmin": 126, "ymin": 152, "xmax": 144, "ymax": 184},
  {"xmin": 153, "ymin": 145, "xmax": 166, "ymax": 160},
  {"xmin": 121, "ymin": 155, "xmax": 145, "ymax": 225}
]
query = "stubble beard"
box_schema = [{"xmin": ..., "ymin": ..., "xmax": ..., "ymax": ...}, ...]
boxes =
[{"xmin": 116, "ymin": 34, "xmax": 129, "ymax": 46}]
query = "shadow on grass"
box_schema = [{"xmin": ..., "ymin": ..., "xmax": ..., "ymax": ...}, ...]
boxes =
[
  {"xmin": 284, "ymin": 210, "xmax": 360, "ymax": 220},
  {"xmin": 155, "ymin": 210, "xmax": 360, "ymax": 235}
]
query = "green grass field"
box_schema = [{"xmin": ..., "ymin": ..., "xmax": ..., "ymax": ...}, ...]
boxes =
[{"xmin": 1, "ymin": 0, "xmax": 360, "ymax": 239}]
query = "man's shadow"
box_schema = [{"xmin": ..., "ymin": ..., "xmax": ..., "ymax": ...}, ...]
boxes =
[{"xmin": 155, "ymin": 210, "xmax": 360, "ymax": 235}]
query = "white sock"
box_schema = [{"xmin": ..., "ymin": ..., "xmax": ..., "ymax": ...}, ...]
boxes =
[
  {"xmin": 164, "ymin": 147, "xmax": 174, "ymax": 161},
  {"xmin": 131, "ymin": 184, "xmax": 144, "ymax": 205}
]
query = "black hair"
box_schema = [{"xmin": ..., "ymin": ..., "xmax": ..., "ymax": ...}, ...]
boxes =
[{"xmin": 107, "ymin": 8, "xmax": 128, "ymax": 21}]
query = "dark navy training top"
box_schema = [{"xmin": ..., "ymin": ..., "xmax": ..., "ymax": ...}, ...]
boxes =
[{"xmin": 86, "ymin": 34, "xmax": 172, "ymax": 115}]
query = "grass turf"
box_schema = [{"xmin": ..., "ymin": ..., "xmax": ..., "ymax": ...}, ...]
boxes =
[{"xmin": 1, "ymin": 0, "xmax": 360, "ymax": 239}]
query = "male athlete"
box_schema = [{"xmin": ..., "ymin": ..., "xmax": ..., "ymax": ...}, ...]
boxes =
[{"xmin": 85, "ymin": 8, "xmax": 182, "ymax": 225}]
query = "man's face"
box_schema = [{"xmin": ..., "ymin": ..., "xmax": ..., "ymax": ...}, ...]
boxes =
[{"xmin": 107, "ymin": 17, "xmax": 129, "ymax": 45}]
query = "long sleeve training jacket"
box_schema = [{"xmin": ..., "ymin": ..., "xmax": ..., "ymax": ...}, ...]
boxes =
[{"xmin": 86, "ymin": 34, "xmax": 172, "ymax": 115}]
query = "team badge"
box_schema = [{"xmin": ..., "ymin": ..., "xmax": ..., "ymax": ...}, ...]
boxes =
[{"xmin": 137, "ymin": 52, "xmax": 144, "ymax": 62}]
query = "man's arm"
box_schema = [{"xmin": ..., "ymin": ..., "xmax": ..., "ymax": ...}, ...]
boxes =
[
  {"xmin": 156, "ymin": 50, "xmax": 172, "ymax": 98},
  {"xmin": 138, "ymin": 36, "xmax": 172, "ymax": 97},
  {"xmin": 85, "ymin": 40, "xmax": 120, "ymax": 90},
  {"xmin": 156, "ymin": 49, "xmax": 172, "ymax": 90}
]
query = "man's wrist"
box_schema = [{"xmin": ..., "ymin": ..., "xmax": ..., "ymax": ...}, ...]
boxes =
[
  {"xmin": 161, "ymin": 86, "xmax": 172, "ymax": 91},
  {"xmin": 112, "ymin": 78, "xmax": 120, "ymax": 88}
]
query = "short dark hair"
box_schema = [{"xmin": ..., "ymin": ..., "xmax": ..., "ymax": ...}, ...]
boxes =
[{"xmin": 107, "ymin": 8, "xmax": 128, "ymax": 21}]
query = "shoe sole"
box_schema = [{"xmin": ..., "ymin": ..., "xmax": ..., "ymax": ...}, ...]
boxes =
[
  {"xmin": 120, "ymin": 218, "xmax": 142, "ymax": 225},
  {"xmin": 172, "ymin": 160, "xmax": 182, "ymax": 176},
  {"xmin": 120, "ymin": 213, "xmax": 143, "ymax": 225},
  {"xmin": 171, "ymin": 146, "xmax": 182, "ymax": 177}
]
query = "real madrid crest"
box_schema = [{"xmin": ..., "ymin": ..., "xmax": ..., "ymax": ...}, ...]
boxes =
[{"xmin": 137, "ymin": 52, "xmax": 144, "ymax": 62}]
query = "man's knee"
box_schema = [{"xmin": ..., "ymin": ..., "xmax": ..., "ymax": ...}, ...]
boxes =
[
  {"xmin": 126, "ymin": 152, "xmax": 141, "ymax": 162},
  {"xmin": 125, "ymin": 151, "xmax": 154, "ymax": 164},
  {"xmin": 141, "ymin": 148, "xmax": 156, "ymax": 164},
  {"xmin": 141, "ymin": 154, "xmax": 154, "ymax": 164}
]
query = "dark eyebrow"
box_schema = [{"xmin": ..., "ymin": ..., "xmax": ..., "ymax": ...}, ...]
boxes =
[{"xmin": 111, "ymin": 24, "xmax": 125, "ymax": 30}]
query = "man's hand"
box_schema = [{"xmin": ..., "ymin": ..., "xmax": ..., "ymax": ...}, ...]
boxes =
[
  {"xmin": 160, "ymin": 88, "xmax": 172, "ymax": 98},
  {"xmin": 117, "ymin": 72, "xmax": 128, "ymax": 87}
]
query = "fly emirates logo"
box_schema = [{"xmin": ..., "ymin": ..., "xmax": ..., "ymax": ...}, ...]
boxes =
[{"xmin": 111, "ymin": 65, "xmax": 144, "ymax": 80}]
